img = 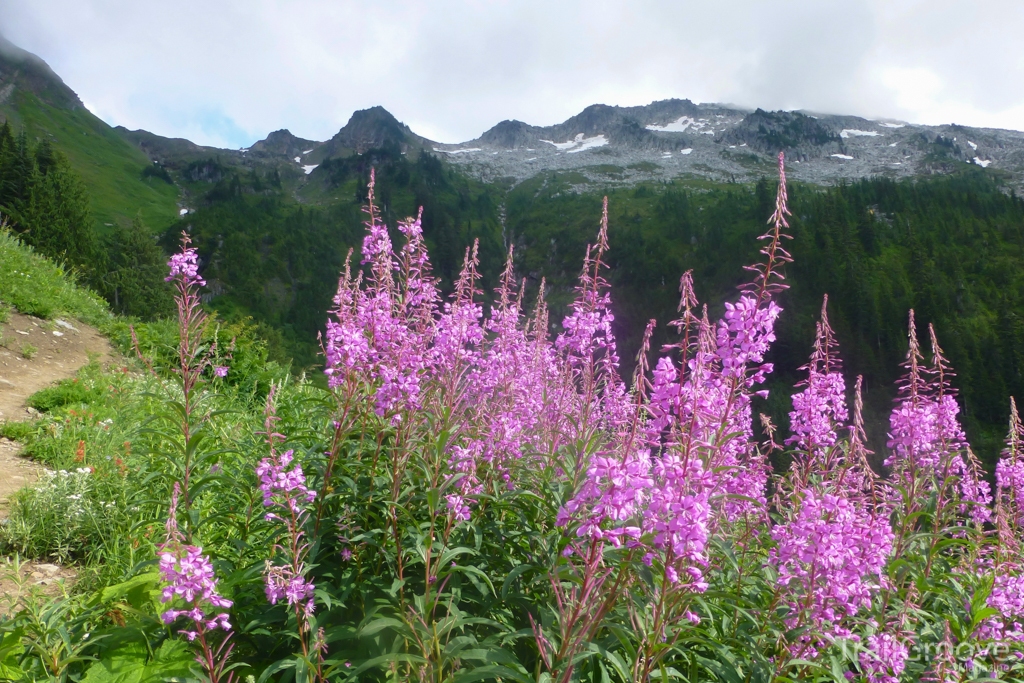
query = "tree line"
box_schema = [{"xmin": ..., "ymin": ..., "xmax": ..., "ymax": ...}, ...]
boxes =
[{"xmin": 0, "ymin": 121, "xmax": 171, "ymax": 319}]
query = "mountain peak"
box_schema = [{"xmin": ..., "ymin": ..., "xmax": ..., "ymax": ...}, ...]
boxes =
[
  {"xmin": 321, "ymin": 106, "xmax": 430, "ymax": 156},
  {"xmin": 0, "ymin": 34, "xmax": 83, "ymax": 110},
  {"xmin": 248, "ymin": 129, "xmax": 320, "ymax": 157}
]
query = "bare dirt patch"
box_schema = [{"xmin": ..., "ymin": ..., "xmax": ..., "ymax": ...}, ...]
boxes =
[{"xmin": 0, "ymin": 311, "xmax": 113, "ymax": 513}]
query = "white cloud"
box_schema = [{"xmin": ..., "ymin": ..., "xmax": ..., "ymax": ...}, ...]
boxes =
[{"xmin": 1, "ymin": 0, "xmax": 1022, "ymax": 148}]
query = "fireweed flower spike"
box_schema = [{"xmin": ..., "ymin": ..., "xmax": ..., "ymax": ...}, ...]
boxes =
[
  {"xmin": 164, "ymin": 233, "xmax": 220, "ymax": 525},
  {"xmin": 787, "ymin": 295, "xmax": 848, "ymax": 476},
  {"xmin": 158, "ymin": 482, "xmax": 235, "ymax": 683},
  {"xmin": 886, "ymin": 311, "xmax": 992, "ymax": 524},
  {"xmin": 998, "ymin": 397, "xmax": 1024, "ymax": 529},
  {"xmin": 256, "ymin": 385, "xmax": 323, "ymax": 680},
  {"xmin": 769, "ymin": 486, "xmax": 894, "ymax": 656}
]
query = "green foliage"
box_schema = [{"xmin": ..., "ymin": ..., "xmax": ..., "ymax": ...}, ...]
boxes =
[
  {"xmin": 139, "ymin": 163, "xmax": 173, "ymax": 185},
  {"xmin": 0, "ymin": 123, "xmax": 98, "ymax": 272},
  {"xmin": 80, "ymin": 640, "xmax": 195, "ymax": 683},
  {"xmin": 0, "ymin": 420, "xmax": 36, "ymax": 441},
  {"xmin": 97, "ymin": 215, "xmax": 174, "ymax": 320},
  {"xmin": 0, "ymin": 226, "xmax": 110, "ymax": 324},
  {"xmin": 26, "ymin": 376, "xmax": 104, "ymax": 412}
]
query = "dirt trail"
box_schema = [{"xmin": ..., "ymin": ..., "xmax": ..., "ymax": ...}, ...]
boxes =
[
  {"xmin": 0, "ymin": 311, "xmax": 113, "ymax": 512},
  {"xmin": 0, "ymin": 311, "xmax": 112, "ymax": 601}
]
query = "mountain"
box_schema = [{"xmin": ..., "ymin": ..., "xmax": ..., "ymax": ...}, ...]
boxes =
[
  {"xmin": 0, "ymin": 35, "xmax": 179, "ymax": 232},
  {"xmin": 103, "ymin": 90, "xmax": 1024, "ymax": 199},
  {"xmin": 433, "ymin": 99, "xmax": 1024, "ymax": 191},
  {"xmin": 315, "ymin": 106, "xmax": 432, "ymax": 158}
]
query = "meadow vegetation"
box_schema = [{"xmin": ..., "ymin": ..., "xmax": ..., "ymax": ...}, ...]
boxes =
[{"xmin": 4, "ymin": 158, "xmax": 1024, "ymax": 682}]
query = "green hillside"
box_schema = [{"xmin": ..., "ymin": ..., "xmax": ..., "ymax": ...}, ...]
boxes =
[{"xmin": 0, "ymin": 89, "xmax": 180, "ymax": 233}]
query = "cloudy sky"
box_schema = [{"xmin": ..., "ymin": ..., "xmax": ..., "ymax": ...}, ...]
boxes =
[{"xmin": 1, "ymin": 0, "xmax": 1022, "ymax": 149}]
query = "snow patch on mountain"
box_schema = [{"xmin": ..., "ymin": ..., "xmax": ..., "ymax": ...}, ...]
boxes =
[
  {"xmin": 541, "ymin": 133, "xmax": 609, "ymax": 153},
  {"xmin": 841, "ymin": 129, "xmax": 881, "ymax": 138},
  {"xmin": 435, "ymin": 147, "xmax": 482, "ymax": 155},
  {"xmin": 646, "ymin": 116, "xmax": 710, "ymax": 133}
]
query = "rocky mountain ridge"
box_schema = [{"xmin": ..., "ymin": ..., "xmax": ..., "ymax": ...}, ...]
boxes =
[
  {"xmin": 241, "ymin": 99, "xmax": 1024, "ymax": 192},
  {"xmin": 430, "ymin": 100, "xmax": 1024, "ymax": 191}
]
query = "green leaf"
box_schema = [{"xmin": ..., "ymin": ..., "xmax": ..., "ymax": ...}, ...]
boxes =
[
  {"xmin": 0, "ymin": 629, "xmax": 25, "ymax": 680},
  {"xmin": 81, "ymin": 639, "xmax": 194, "ymax": 683}
]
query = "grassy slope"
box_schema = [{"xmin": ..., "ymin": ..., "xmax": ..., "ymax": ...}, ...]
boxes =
[
  {"xmin": 0, "ymin": 227, "xmax": 110, "ymax": 325},
  {"xmin": 0, "ymin": 90, "xmax": 179, "ymax": 233}
]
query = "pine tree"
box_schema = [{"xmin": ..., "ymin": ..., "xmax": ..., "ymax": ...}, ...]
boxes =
[{"xmin": 102, "ymin": 214, "xmax": 173, "ymax": 319}]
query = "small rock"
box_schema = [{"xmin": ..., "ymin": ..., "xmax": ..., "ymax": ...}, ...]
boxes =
[
  {"xmin": 25, "ymin": 407, "xmax": 40, "ymax": 416},
  {"xmin": 35, "ymin": 563, "xmax": 61, "ymax": 574},
  {"xmin": 52, "ymin": 330, "xmax": 63, "ymax": 337},
  {"xmin": 0, "ymin": 378, "xmax": 13, "ymax": 387},
  {"xmin": 15, "ymin": 330, "xmax": 28, "ymax": 335},
  {"xmin": 54, "ymin": 319, "xmax": 78, "ymax": 331}
]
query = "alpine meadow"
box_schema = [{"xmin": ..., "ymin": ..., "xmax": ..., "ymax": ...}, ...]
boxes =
[{"xmin": 5, "ymin": 25, "xmax": 1024, "ymax": 683}]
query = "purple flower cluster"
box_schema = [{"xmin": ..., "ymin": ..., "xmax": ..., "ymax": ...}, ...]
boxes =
[
  {"xmin": 264, "ymin": 561, "xmax": 316, "ymax": 615},
  {"xmin": 997, "ymin": 398, "xmax": 1024, "ymax": 527},
  {"xmin": 859, "ymin": 632, "xmax": 909, "ymax": 683},
  {"xmin": 787, "ymin": 297, "xmax": 848, "ymax": 463},
  {"xmin": 557, "ymin": 157, "xmax": 794, "ymax": 603},
  {"xmin": 165, "ymin": 245, "xmax": 205, "ymax": 287},
  {"xmin": 159, "ymin": 546, "xmax": 233, "ymax": 639},
  {"xmin": 158, "ymin": 484, "xmax": 232, "ymax": 642},
  {"xmin": 256, "ymin": 449, "xmax": 316, "ymax": 518},
  {"xmin": 770, "ymin": 488, "xmax": 893, "ymax": 648},
  {"xmin": 886, "ymin": 314, "xmax": 991, "ymax": 524},
  {"xmin": 257, "ymin": 390, "xmax": 321, "ymax": 668},
  {"xmin": 446, "ymin": 444, "xmax": 482, "ymax": 521},
  {"xmin": 324, "ymin": 177, "xmax": 566, "ymax": 521}
]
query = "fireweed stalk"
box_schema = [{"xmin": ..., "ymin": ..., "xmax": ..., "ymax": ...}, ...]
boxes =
[
  {"xmin": 159, "ymin": 483, "xmax": 236, "ymax": 683},
  {"xmin": 256, "ymin": 384, "xmax": 323, "ymax": 680},
  {"xmin": 769, "ymin": 296, "xmax": 894, "ymax": 661},
  {"xmin": 163, "ymin": 233, "xmax": 222, "ymax": 531},
  {"xmin": 546, "ymin": 154, "xmax": 792, "ymax": 679}
]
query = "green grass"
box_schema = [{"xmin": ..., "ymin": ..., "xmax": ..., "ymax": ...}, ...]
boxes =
[
  {"xmin": 0, "ymin": 228, "xmax": 110, "ymax": 324},
  {"xmin": 0, "ymin": 90, "xmax": 180, "ymax": 234},
  {"xmin": 26, "ymin": 376, "xmax": 104, "ymax": 412}
]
